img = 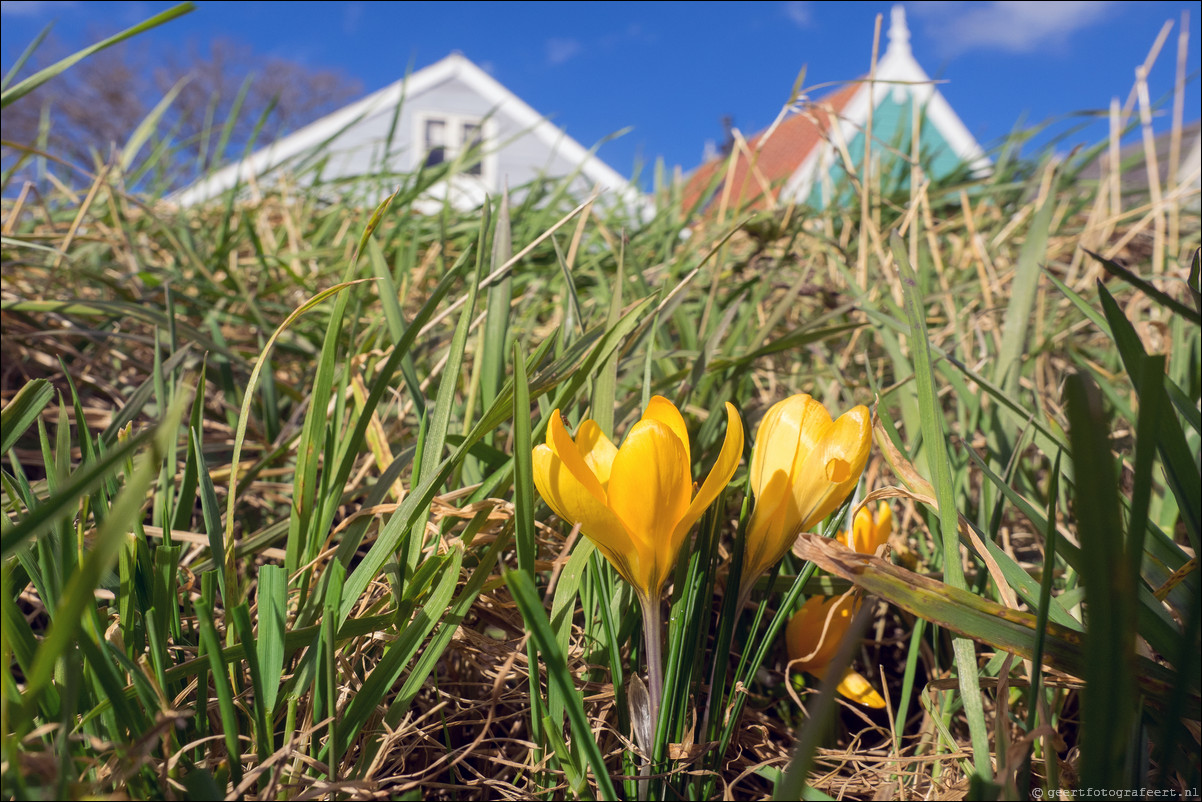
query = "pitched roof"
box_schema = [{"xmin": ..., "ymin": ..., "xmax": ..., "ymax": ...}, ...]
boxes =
[
  {"xmin": 169, "ymin": 52, "xmax": 647, "ymax": 212},
  {"xmin": 681, "ymin": 6, "xmax": 988, "ymax": 215},
  {"xmin": 681, "ymin": 82, "xmax": 859, "ymax": 213},
  {"xmin": 1079, "ymin": 119, "xmax": 1202, "ymax": 197}
]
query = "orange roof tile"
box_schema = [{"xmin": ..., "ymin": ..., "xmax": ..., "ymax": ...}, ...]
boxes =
[{"xmin": 682, "ymin": 82, "xmax": 861, "ymax": 215}]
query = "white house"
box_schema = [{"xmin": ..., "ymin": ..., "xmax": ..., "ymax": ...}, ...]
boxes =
[
  {"xmin": 684, "ymin": 6, "xmax": 990, "ymax": 212},
  {"xmin": 170, "ymin": 52, "xmax": 647, "ymax": 214}
]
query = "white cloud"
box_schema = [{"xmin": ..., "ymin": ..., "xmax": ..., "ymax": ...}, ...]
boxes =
[
  {"xmin": 1, "ymin": 0, "xmax": 77, "ymax": 16},
  {"xmin": 600, "ymin": 22, "xmax": 657, "ymax": 48},
  {"xmin": 911, "ymin": 1, "xmax": 1119, "ymax": 57},
  {"xmin": 342, "ymin": 2, "xmax": 363, "ymax": 35},
  {"xmin": 545, "ymin": 37, "xmax": 583, "ymax": 66},
  {"xmin": 546, "ymin": 24, "xmax": 655, "ymax": 67},
  {"xmin": 783, "ymin": 0, "xmax": 813, "ymax": 28}
]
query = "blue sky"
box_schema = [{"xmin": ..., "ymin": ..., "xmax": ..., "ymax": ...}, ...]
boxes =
[{"xmin": 2, "ymin": 1, "xmax": 1200, "ymax": 180}]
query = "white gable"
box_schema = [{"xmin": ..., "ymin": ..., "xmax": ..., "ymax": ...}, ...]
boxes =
[
  {"xmin": 783, "ymin": 6, "xmax": 990, "ymax": 203},
  {"xmin": 169, "ymin": 53, "xmax": 648, "ymax": 215}
]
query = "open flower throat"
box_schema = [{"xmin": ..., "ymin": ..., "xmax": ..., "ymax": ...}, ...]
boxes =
[{"xmin": 532, "ymin": 396, "xmax": 744, "ymax": 601}]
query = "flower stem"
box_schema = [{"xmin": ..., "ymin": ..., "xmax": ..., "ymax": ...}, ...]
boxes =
[
  {"xmin": 640, "ymin": 594, "xmax": 664, "ymax": 746},
  {"xmin": 701, "ymin": 582, "xmax": 749, "ymax": 742}
]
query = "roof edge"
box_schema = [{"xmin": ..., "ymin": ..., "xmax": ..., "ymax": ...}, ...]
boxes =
[{"xmin": 169, "ymin": 52, "xmax": 649, "ymax": 212}]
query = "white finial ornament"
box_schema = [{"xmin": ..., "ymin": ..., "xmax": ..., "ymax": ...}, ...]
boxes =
[{"xmin": 888, "ymin": 5, "xmax": 912, "ymax": 57}]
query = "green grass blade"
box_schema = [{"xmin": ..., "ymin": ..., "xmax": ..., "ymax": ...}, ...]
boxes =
[
  {"xmin": 194, "ymin": 600, "xmax": 243, "ymax": 786},
  {"xmin": 171, "ymin": 365, "xmax": 207, "ymax": 533},
  {"xmin": 0, "ymin": 379, "xmax": 52, "ymax": 455},
  {"xmin": 19, "ymin": 397, "xmax": 178, "ymax": 724},
  {"xmin": 892, "ymin": 231, "xmax": 992, "ymax": 780},
  {"xmin": 1, "ymin": 3, "xmax": 196, "ymax": 107},
  {"xmin": 1064, "ymin": 373, "xmax": 1139, "ymax": 789},
  {"xmin": 512, "ymin": 341, "xmax": 537, "ymax": 578},
  {"xmin": 995, "ymin": 194, "xmax": 1053, "ymax": 394},
  {"xmin": 547, "ymin": 538, "xmax": 593, "ymax": 733},
  {"xmin": 775, "ymin": 602, "xmax": 876, "ymax": 801},
  {"xmin": 1, "ymin": 428, "xmax": 151, "ymax": 559},
  {"xmin": 230, "ymin": 602, "xmax": 271, "ymax": 761},
  {"xmin": 255, "ymin": 564, "xmax": 287, "ymax": 716},
  {"xmin": 1086, "ymin": 249, "xmax": 1201, "ymax": 325},
  {"xmin": 333, "ymin": 546, "xmax": 462, "ymax": 763},
  {"xmin": 319, "ymin": 561, "xmax": 345, "ymax": 780},
  {"xmin": 506, "ymin": 569, "xmax": 617, "ymax": 801},
  {"xmin": 541, "ymin": 713, "xmax": 588, "ymax": 796},
  {"xmin": 191, "ymin": 430, "xmax": 226, "ymax": 604},
  {"xmin": 3, "ymin": 568, "xmax": 61, "ymax": 721},
  {"xmin": 592, "ymin": 244, "xmax": 623, "ymax": 437},
  {"xmin": 227, "ymin": 278, "xmax": 375, "ymax": 600},
  {"xmin": 481, "ymin": 192, "xmax": 513, "ymax": 415},
  {"xmin": 287, "ymin": 268, "xmax": 374, "ymax": 579},
  {"xmin": 1027, "ymin": 450, "xmax": 1062, "ymax": 729},
  {"xmin": 1097, "ymin": 283, "xmax": 1200, "ymax": 552},
  {"xmin": 119, "ymin": 76, "xmax": 187, "ymax": 173},
  {"xmin": 417, "ymin": 216, "xmax": 485, "ymax": 492},
  {"xmin": 0, "ymin": 21, "xmax": 52, "ymax": 92}
]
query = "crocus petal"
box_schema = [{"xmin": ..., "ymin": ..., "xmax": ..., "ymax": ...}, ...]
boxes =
[
  {"xmin": 841, "ymin": 505, "xmax": 875, "ymax": 553},
  {"xmin": 749, "ymin": 395, "xmax": 808, "ymax": 497},
  {"xmin": 546, "ymin": 412, "xmax": 607, "ymax": 505},
  {"xmin": 845, "ymin": 502, "xmax": 892, "ymax": 555},
  {"xmin": 671, "ymin": 402, "xmax": 744, "ymax": 547},
  {"xmin": 532, "ymin": 444, "xmax": 571, "ymax": 523},
  {"xmin": 789, "ymin": 405, "xmax": 871, "ymax": 531},
  {"xmin": 787, "ymin": 595, "xmax": 855, "ymax": 672},
  {"xmin": 641, "ymin": 395, "xmax": 692, "ymax": 467},
  {"xmin": 532, "ymin": 443, "xmax": 641, "ymax": 587},
  {"xmin": 574, "ymin": 420, "xmax": 618, "ymax": 487},
  {"xmin": 874, "ymin": 503, "xmax": 893, "ymax": 546},
  {"xmin": 834, "ymin": 668, "xmax": 886, "ymax": 709},
  {"xmin": 788, "ymin": 395, "xmax": 837, "ymax": 474},
  {"xmin": 607, "ymin": 419, "xmax": 692, "ymax": 595},
  {"xmin": 786, "ymin": 595, "xmax": 882, "ymax": 707},
  {"xmin": 741, "ymin": 467, "xmax": 794, "ymax": 586}
]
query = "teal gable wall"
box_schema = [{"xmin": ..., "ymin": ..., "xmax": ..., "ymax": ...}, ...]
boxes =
[{"xmin": 807, "ymin": 94, "xmax": 968, "ymax": 208}]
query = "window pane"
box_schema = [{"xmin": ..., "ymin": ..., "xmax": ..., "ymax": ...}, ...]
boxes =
[
  {"xmin": 424, "ymin": 119, "xmax": 447, "ymax": 167},
  {"xmin": 462, "ymin": 123, "xmax": 483, "ymax": 176},
  {"xmin": 462, "ymin": 123, "xmax": 481, "ymax": 148},
  {"xmin": 425, "ymin": 119, "xmax": 446, "ymax": 147}
]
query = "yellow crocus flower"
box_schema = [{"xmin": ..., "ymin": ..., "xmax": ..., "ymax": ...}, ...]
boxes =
[
  {"xmin": 837, "ymin": 502, "xmax": 893, "ymax": 556},
  {"xmin": 741, "ymin": 394, "xmax": 871, "ymax": 589},
  {"xmin": 786, "ymin": 594, "xmax": 885, "ymax": 709},
  {"xmin": 532, "ymin": 396, "xmax": 744, "ymax": 603}
]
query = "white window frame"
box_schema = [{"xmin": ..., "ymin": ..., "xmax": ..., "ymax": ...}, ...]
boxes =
[{"xmin": 414, "ymin": 111, "xmax": 497, "ymax": 190}]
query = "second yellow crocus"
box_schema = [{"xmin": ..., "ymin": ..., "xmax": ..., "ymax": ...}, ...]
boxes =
[{"xmin": 741, "ymin": 394, "xmax": 871, "ymax": 590}]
